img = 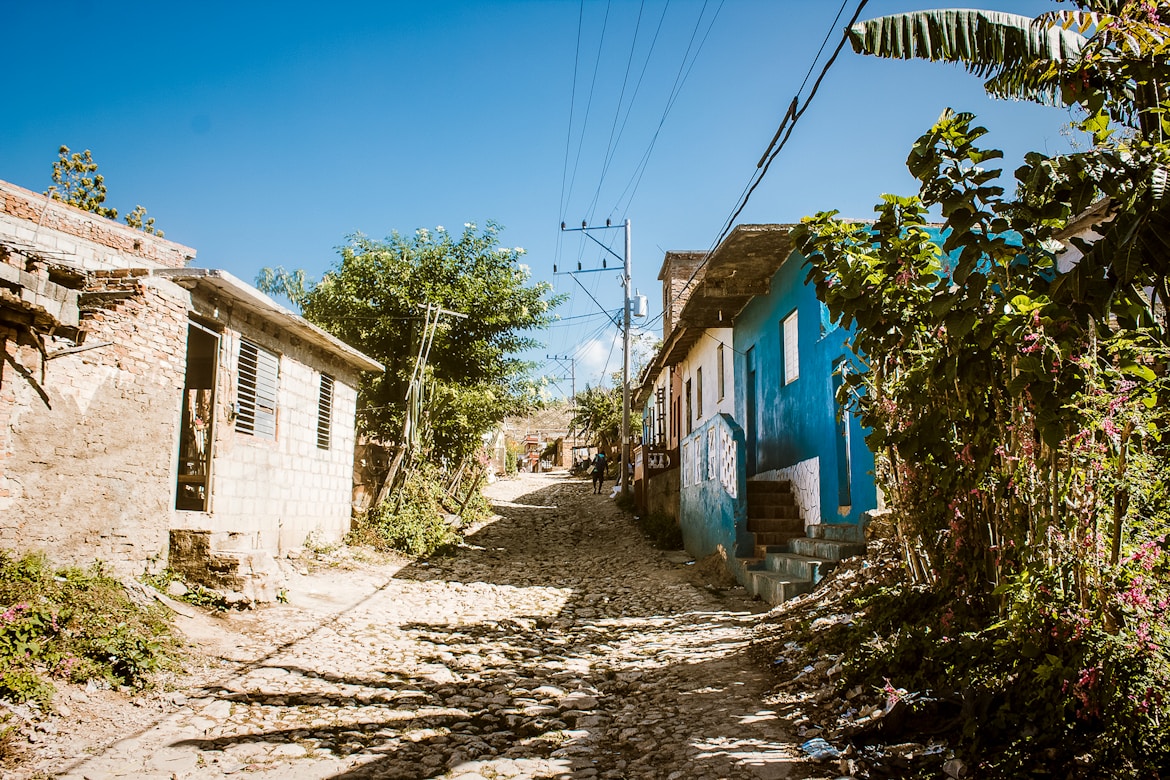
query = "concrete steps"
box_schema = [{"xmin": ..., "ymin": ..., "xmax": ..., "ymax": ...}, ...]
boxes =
[
  {"xmin": 748, "ymin": 571, "xmax": 815, "ymax": 604},
  {"xmin": 745, "ymin": 480, "xmax": 803, "ymax": 553},
  {"xmin": 742, "ymin": 484, "xmax": 866, "ymax": 606}
]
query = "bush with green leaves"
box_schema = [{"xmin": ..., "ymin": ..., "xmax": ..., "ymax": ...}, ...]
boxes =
[
  {"xmin": 140, "ymin": 569, "xmax": 234, "ymax": 611},
  {"xmin": 0, "ymin": 550, "xmax": 179, "ymax": 706},
  {"xmin": 349, "ymin": 464, "xmax": 460, "ymax": 557},
  {"xmin": 792, "ymin": 4, "xmax": 1170, "ymax": 772}
]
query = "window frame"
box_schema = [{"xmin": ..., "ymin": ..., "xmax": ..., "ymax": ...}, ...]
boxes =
[
  {"xmin": 695, "ymin": 366, "xmax": 703, "ymax": 419},
  {"xmin": 316, "ymin": 373, "xmax": 334, "ymax": 450},
  {"xmin": 782, "ymin": 310, "xmax": 800, "ymax": 385},
  {"xmin": 717, "ymin": 343, "xmax": 725, "ymax": 401},
  {"xmin": 235, "ymin": 338, "xmax": 279, "ymax": 440}
]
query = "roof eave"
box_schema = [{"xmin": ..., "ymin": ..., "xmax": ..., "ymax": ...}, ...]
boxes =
[{"xmin": 155, "ymin": 268, "xmax": 384, "ymax": 373}]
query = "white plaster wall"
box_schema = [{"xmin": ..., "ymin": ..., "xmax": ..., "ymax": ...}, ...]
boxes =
[
  {"xmin": 752, "ymin": 456, "xmax": 820, "ymax": 528},
  {"xmin": 676, "ymin": 327, "xmax": 734, "ymax": 429}
]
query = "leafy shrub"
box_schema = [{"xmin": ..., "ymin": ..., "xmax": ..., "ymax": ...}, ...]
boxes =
[
  {"xmin": 826, "ymin": 566, "xmax": 1170, "ymax": 778},
  {"xmin": 349, "ymin": 464, "xmax": 460, "ymax": 557},
  {"xmin": 505, "ymin": 441, "xmax": 522, "ymax": 476},
  {"xmin": 792, "ymin": 90, "xmax": 1170, "ymax": 777},
  {"xmin": 456, "ymin": 482, "xmax": 493, "ymax": 526},
  {"xmin": 0, "ymin": 550, "xmax": 179, "ymax": 705}
]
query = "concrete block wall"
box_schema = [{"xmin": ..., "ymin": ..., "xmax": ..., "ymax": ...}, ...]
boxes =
[
  {"xmin": 182, "ymin": 300, "xmax": 363, "ymax": 554},
  {"xmin": 0, "ymin": 276, "xmax": 190, "ymax": 575},
  {"xmin": 0, "ymin": 180, "xmax": 195, "ymax": 271}
]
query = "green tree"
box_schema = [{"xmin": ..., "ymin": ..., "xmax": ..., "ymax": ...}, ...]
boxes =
[
  {"xmin": 49, "ymin": 146, "xmax": 116, "ymax": 219},
  {"xmin": 571, "ymin": 382, "xmax": 622, "ymax": 456},
  {"xmin": 258, "ymin": 222, "xmax": 563, "ymax": 463},
  {"xmin": 850, "ymin": 2, "xmax": 1170, "ymax": 315},
  {"xmin": 848, "ymin": 8, "xmax": 1086, "ymax": 104},
  {"xmin": 47, "ymin": 145, "xmax": 164, "ymax": 236}
]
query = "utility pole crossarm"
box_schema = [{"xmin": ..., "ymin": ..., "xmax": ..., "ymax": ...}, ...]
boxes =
[{"xmin": 559, "ymin": 218, "xmax": 633, "ymax": 499}]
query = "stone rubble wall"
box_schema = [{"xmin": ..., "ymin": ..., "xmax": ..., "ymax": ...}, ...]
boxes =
[
  {"xmin": 0, "ymin": 275, "xmax": 190, "ymax": 576},
  {"xmin": 660, "ymin": 251, "xmax": 705, "ymax": 337}
]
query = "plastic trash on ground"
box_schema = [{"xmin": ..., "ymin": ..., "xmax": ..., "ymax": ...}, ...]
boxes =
[{"xmin": 801, "ymin": 737, "xmax": 841, "ymax": 761}]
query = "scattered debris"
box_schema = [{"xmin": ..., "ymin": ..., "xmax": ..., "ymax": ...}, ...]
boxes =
[
  {"xmin": 751, "ymin": 532, "xmax": 970, "ymax": 778},
  {"xmin": 801, "ymin": 737, "xmax": 841, "ymax": 761}
]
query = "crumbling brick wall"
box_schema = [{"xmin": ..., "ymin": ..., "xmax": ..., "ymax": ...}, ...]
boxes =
[
  {"xmin": 0, "ymin": 180, "xmax": 193, "ymax": 271},
  {"xmin": 659, "ymin": 251, "xmax": 706, "ymax": 337},
  {"xmin": 0, "ymin": 274, "xmax": 190, "ymax": 575}
]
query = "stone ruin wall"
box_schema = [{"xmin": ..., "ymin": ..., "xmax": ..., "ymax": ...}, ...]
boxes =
[
  {"xmin": 0, "ymin": 180, "xmax": 193, "ymax": 272},
  {"xmin": 0, "ymin": 272, "xmax": 190, "ymax": 576}
]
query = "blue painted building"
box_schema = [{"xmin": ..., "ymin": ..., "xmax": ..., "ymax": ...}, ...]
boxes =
[
  {"xmin": 732, "ymin": 228, "xmax": 877, "ymax": 529},
  {"xmin": 636, "ymin": 224, "xmax": 878, "ymax": 589}
]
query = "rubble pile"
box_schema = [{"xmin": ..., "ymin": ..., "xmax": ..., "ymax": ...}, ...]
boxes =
[{"xmin": 750, "ymin": 534, "xmax": 971, "ymax": 779}]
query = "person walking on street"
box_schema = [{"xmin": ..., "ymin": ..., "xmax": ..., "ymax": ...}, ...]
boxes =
[{"xmin": 591, "ymin": 451, "xmax": 607, "ymax": 494}]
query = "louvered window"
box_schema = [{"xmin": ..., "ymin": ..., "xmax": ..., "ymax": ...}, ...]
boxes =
[
  {"xmin": 317, "ymin": 374, "xmax": 334, "ymax": 450},
  {"xmin": 236, "ymin": 339, "xmax": 278, "ymax": 439}
]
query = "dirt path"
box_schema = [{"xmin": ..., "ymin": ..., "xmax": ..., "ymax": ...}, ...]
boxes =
[{"xmin": 24, "ymin": 472, "xmax": 822, "ymax": 780}]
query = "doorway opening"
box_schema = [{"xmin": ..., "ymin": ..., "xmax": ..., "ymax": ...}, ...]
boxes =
[{"xmin": 176, "ymin": 320, "xmax": 219, "ymax": 511}]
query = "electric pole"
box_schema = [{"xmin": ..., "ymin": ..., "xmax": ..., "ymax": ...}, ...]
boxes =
[
  {"xmin": 547, "ymin": 353, "xmax": 577, "ymax": 463},
  {"xmin": 621, "ymin": 218, "xmax": 632, "ymax": 499},
  {"xmin": 558, "ymin": 218, "xmax": 633, "ymax": 499}
]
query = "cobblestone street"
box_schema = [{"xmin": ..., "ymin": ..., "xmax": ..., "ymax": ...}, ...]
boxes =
[{"xmin": 45, "ymin": 472, "xmax": 814, "ymax": 780}]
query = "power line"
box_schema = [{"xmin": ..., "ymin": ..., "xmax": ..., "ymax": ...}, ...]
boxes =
[
  {"xmin": 563, "ymin": 0, "xmax": 613, "ymax": 234},
  {"xmin": 708, "ymin": 0, "xmax": 870, "ymax": 254},
  {"xmin": 587, "ymin": 0, "xmax": 647, "ymax": 220},
  {"xmin": 610, "ymin": 0, "xmax": 726, "ymax": 219},
  {"xmin": 555, "ymin": 0, "xmax": 586, "ymax": 274},
  {"xmin": 649, "ymin": 0, "xmax": 870, "ymax": 333}
]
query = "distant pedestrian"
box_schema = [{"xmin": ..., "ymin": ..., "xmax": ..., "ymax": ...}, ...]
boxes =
[{"xmin": 591, "ymin": 451, "xmax": 607, "ymax": 494}]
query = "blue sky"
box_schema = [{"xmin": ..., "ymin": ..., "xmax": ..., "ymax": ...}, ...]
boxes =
[{"xmin": 2, "ymin": 1, "xmax": 1081, "ymax": 395}]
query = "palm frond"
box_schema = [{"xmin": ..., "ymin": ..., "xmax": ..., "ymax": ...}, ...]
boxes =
[{"xmin": 850, "ymin": 9, "xmax": 1087, "ymax": 89}]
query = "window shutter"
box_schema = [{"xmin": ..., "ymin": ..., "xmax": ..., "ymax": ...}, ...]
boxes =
[
  {"xmin": 236, "ymin": 339, "xmax": 278, "ymax": 439},
  {"xmin": 317, "ymin": 374, "xmax": 334, "ymax": 450},
  {"xmin": 783, "ymin": 311, "xmax": 800, "ymax": 384}
]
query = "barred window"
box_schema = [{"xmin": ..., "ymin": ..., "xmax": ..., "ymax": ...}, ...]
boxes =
[
  {"xmin": 236, "ymin": 339, "xmax": 278, "ymax": 439},
  {"xmin": 317, "ymin": 374, "xmax": 334, "ymax": 450}
]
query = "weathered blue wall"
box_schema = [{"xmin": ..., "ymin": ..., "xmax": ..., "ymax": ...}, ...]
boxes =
[
  {"xmin": 732, "ymin": 251, "xmax": 877, "ymax": 525},
  {"xmin": 678, "ymin": 413, "xmax": 752, "ymax": 562}
]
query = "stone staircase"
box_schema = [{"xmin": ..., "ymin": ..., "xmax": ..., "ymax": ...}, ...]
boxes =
[{"xmin": 741, "ymin": 480, "xmax": 866, "ymax": 605}]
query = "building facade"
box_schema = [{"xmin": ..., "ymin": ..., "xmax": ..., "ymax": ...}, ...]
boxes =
[{"xmin": 0, "ymin": 179, "xmax": 380, "ymax": 587}]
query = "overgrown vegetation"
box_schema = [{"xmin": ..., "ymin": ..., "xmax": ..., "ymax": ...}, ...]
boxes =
[
  {"xmin": 47, "ymin": 145, "xmax": 163, "ymax": 235},
  {"xmin": 505, "ymin": 440, "xmax": 522, "ymax": 476},
  {"xmin": 791, "ymin": 3, "xmax": 1170, "ymax": 775},
  {"xmin": 0, "ymin": 551, "xmax": 179, "ymax": 707},
  {"xmin": 349, "ymin": 462, "xmax": 492, "ymax": 558},
  {"xmin": 139, "ymin": 569, "xmax": 235, "ymax": 612}
]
